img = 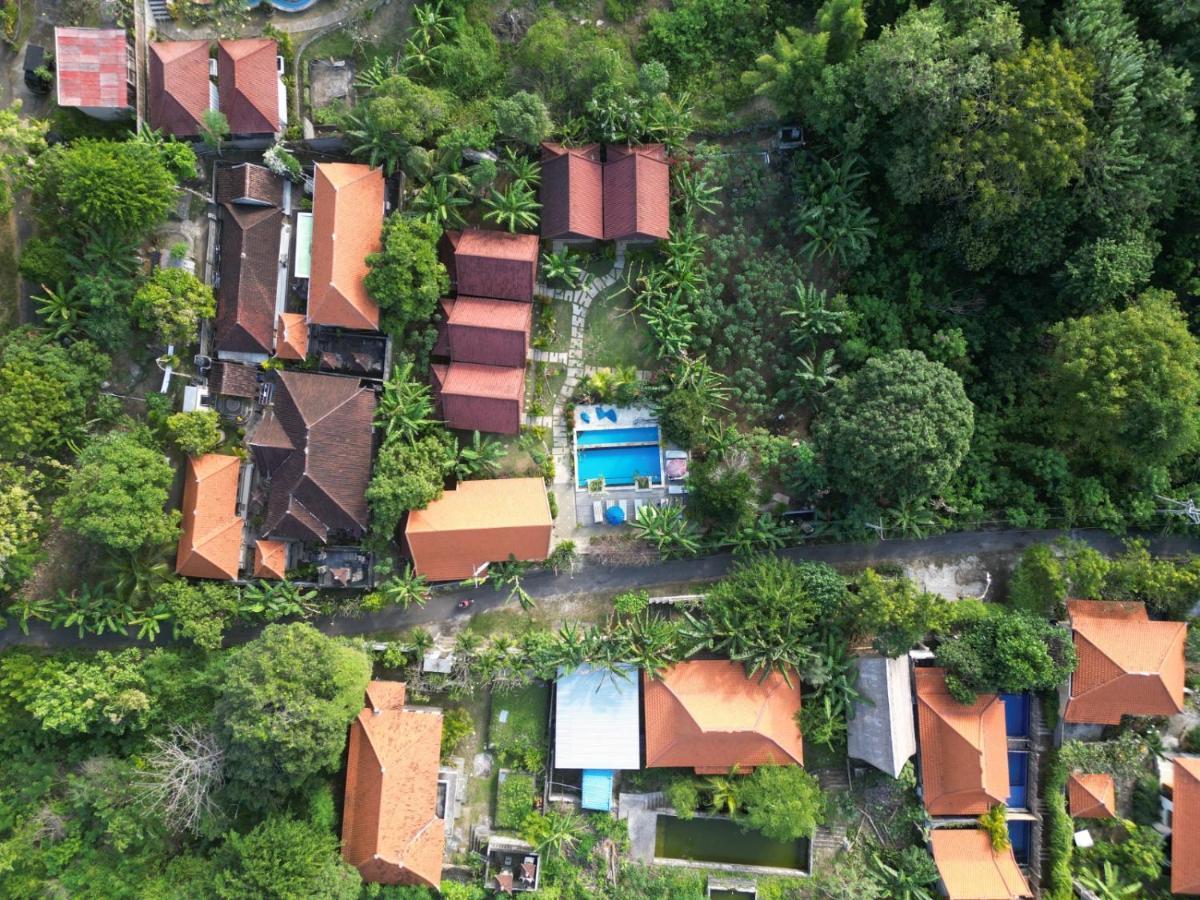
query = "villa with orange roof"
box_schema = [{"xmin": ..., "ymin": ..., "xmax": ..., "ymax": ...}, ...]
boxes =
[
  {"xmin": 308, "ymin": 162, "xmax": 384, "ymax": 331},
  {"xmin": 1067, "ymin": 772, "xmax": 1116, "ymax": 819},
  {"xmin": 404, "ymin": 478, "xmax": 552, "ymax": 581},
  {"xmin": 1063, "ymin": 599, "xmax": 1187, "ymax": 725},
  {"xmin": 1172, "ymin": 757, "xmax": 1200, "ymax": 895},
  {"xmin": 342, "ymin": 681, "xmax": 446, "ymax": 888},
  {"xmin": 915, "ymin": 667, "xmax": 1009, "ymax": 816},
  {"xmin": 175, "ymin": 454, "xmax": 245, "ymax": 580},
  {"xmin": 929, "ymin": 829, "xmax": 1033, "ymax": 899},
  {"xmin": 642, "ymin": 660, "xmax": 803, "ymax": 773}
]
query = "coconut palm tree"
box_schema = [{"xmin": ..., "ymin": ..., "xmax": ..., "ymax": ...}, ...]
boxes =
[
  {"xmin": 378, "ymin": 565, "xmax": 430, "ymax": 609},
  {"xmin": 35, "ymin": 282, "xmax": 86, "ymax": 339},
  {"xmin": 97, "ymin": 547, "xmax": 172, "ymax": 607},
  {"xmin": 541, "ymin": 248, "xmax": 586, "ymax": 289},
  {"xmin": 405, "ymin": 627, "xmax": 435, "ymax": 659},
  {"xmin": 483, "ymin": 182, "xmax": 540, "ymax": 232},
  {"xmin": 704, "ymin": 774, "xmax": 742, "ymax": 816},
  {"xmin": 501, "ymin": 146, "xmax": 540, "ymax": 189},
  {"xmin": 411, "ymin": 177, "xmax": 470, "ymax": 228},
  {"xmin": 412, "ymin": 0, "xmax": 452, "ymax": 42}
]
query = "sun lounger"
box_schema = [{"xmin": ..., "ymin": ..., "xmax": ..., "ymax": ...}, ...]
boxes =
[
  {"xmin": 593, "ymin": 500, "xmax": 604, "ymax": 523},
  {"xmin": 634, "ymin": 498, "xmax": 646, "ymax": 517}
]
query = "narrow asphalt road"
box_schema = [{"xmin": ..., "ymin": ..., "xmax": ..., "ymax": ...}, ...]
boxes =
[{"xmin": 5, "ymin": 527, "xmax": 1199, "ymax": 652}]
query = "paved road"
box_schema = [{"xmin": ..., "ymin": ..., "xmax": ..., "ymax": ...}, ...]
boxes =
[{"xmin": 5, "ymin": 527, "xmax": 1200, "ymax": 651}]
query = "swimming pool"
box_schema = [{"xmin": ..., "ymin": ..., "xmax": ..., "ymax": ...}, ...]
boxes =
[
  {"xmin": 577, "ymin": 444, "xmax": 662, "ymax": 488},
  {"xmin": 576, "ymin": 426, "xmax": 660, "ymax": 446},
  {"xmin": 246, "ymin": 0, "xmax": 321, "ymax": 10}
]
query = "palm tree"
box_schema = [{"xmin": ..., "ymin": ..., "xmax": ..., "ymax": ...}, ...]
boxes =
[
  {"xmin": 672, "ymin": 163, "xmax": 722, "ymax": 218},
  {"xmin": 198, "ymin": 109, "xmax": 229, "ymax": 154},
  {"xmin": 501, "ymin": 146, "xmax": 540, "ymax": 189},
  {"xmin": 785, "ymin": 349, "xmax": 841, "ymax": 406},
  {"xmin": 1078, "ymin": 862, "xmax": 1140, "ymax": 900},
  {"xmin": 412, "ymin": 0, "xmax": 452, "ymax": 41},
  {"xmin": 379, "ymin": 566, "xmax": 430, "ymax": 609},
  {"xmin": 376, "ymin": 362, "xmax": 436, "ymax": 445},
  {"xmin": 725, "ymin": 513, "xmax": 792, "ymax": 556},
  {"xmin": 53, "ymin": 584, "xmax": 129, "ymax": 637},
  {"xmin": 704, "ymin": 773, "xmax": 742, "ymax": 816},
  {"xmin": 632, "ymin": 504, "xmax": 701, "ymax": 559},
  {"xmin": 97, "ymin": 548, "xmax": 172, "ymax": 607},
  {"xmin": 346, "ymin": 110, "xmax": 411, "ymax": 177},
  {"xmin": 483, "ymin": 182, "xmax": 540, "ymax": 233},
  {"xmin": 533, "ymin": 810, "xmax": 586, "ymax": 858},
  {"xmin": 405, "ymin": 627, "xmax": 435, "ymax": 658},
  {"xmin": 541, "ymin": 248, "xmax": 586, "ymax": 289},
  {"xmin": 795, "ymin": 154, "xmax": 877, "ymax": 269},
  {"xmin": 354, "ymin": 56, "xmax": 401, "ymax": 94},
  {"xmin": 35, "ymin": 282, "xmax": 86, "ymax": 339},
  {"xmin": 128, "ymin": 603, "xmax": 172, "ymax": 642},
  {"xmin": 884, "ymin": 496, "xmax": 943, "ymax": 539},
  {"xmin": 455, "ymin": 431, "xmax": 506, "ymax": 479},
  {"xmin": 411, "ymin": 177, "xmax": 470, "ymax": 228},
  {"xmin": 637, "ymin": 287, "xmax": 695, "ymax": 359}
]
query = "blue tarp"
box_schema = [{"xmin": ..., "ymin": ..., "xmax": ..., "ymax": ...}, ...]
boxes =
[{"xmin": 582, "ymin": 770, "xmax": 614, "ymax": 811}]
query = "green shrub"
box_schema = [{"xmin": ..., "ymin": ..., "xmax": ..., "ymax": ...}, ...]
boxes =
[
  {"xmin": 1131, "ymin": 774, "xmax": 1162, "ymax": 826},
  {"xmin": 1044, "ymin": 754, "xmax": 1074, "ymax": 900},
  {"xmin": 977, "ymin": 804, "xmax": 1009, "ymax": 850},
  {"xmin": 496, "ymin": 772, "xmax": 535, "ymax": 830},
  {"xmin": 441, "ymin": 707, "xmax": 473, "ymax": 760},
  {"xmin": 666, "ymin": 778, "xmax": 700, "ymax": 819},
  {"xmin": 1008, "ymin": 543, "xmax": 1067, "ymax": 617},
  {"xmin": 613, "ymin": 590, "xmax": 650, "ymax": 617}
]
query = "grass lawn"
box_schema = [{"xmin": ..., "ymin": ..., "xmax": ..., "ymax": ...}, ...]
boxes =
[
  {"xmin": 488, "ymin": 683, "xmax": 551, "ymax": 770},
  {"xmin": 532, "ymin": 297, "xmax": 572, "ymax": 353},
  {"xmin": 581, "ymin": 281, "xmax": 657, "ymax": 370},
  {"xmin": 525, "ymin": 361, "xmax": 566, "ymax": 418}
]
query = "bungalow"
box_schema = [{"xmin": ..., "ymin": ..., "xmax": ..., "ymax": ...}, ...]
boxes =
[
  {"xmin": 602, "ymin": 144, "xmax": 670, "ymax": 242},
  {"xmin": 441, "ymin": 297, "xmax": 532, "ymax": 369},
  {"xmin": 249, "ymin": 370, "xmax": 376, "ymax": 543},
  {"xmin": 342, "ymin": 681, "xmax": 445, "ymax": 888},
  {"xmin": 929, "ymin": 829, "xmax": 1032, "ymax": 899},
  {"xmin": 54, "ymin": 27, "xmax": 133, "ymax": 120},
  {"xmin": 175, "ymin": 454, "xmax": 245, "ymax": 580},
  {"xmin": 642, "ymin": 659, "xmax": 803, "ymax": 773},
  {"xmin": 1172, "ymin": 757, "xmax": 1200, "ymax": 895},
  {"xmin": 540, "ymin": 143, "xmax": 604, "ymax": 241},
  {"xmin": 148, "ymin": 40, "xmax": 212, "ymax": 138},
  {"xmin": 448, "ymin": 229, "xmax": 540, "ymax": 303},
  {"xmin": 308, "ymin": 163, "xmax": 384, "ymax": 331},
  {"xmin": 915, "ymin": 667, "xmax": 1009, "ymax": 816},
  {"xmin": 1063, "ymin": 599, "xmax": 1187, "ymax": 725},
  {"xmin": 1067, "ymin": 772, "xmax": 1116, "ymax": 819},
  {"xmin": 403, "ymin": 477, "xmax": 552, "ymax": 581},
  {"xmin": 431, "ymin": 361, "xmax": 525, "ymax": 435},
  {"xmin": 217, "ymin": 39, "xmax": 284, "ymax": 140},
  {"xmin": 252, "ymin": 538, "xmax": 289, "ymax": 580}
]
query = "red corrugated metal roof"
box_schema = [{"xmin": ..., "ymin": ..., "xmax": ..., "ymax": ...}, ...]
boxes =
[
  {"xmin": 217, "ymin": 39, "xmax": 279, "ymax": 136},
  {"xmin": 55, "ymin": 27, "xmax": 130, "ymax": 110},
  {"xmin": 1064, "ymin": 600, "xmax": 1187, "ymax": 725}
]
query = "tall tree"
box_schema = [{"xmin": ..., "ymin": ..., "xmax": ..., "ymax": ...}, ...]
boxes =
[
  {"xmin": 364, "ymin": 215, "xmax": 448, "ymax": 338},
  {"xmin": 0, "ymin": 100, "xmax": 48, "ymax": 212}
]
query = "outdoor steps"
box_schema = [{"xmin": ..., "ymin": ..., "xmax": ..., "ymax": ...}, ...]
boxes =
[
  {"xmin": 810, "ymin": 822, "xmax": 849, "ymax": 869},
  {"xmin": 148, "ymin": 0, "xmax": 170, "ymax": 20},
  {"xmin": 817, "ymin": 768, "xmax": 850, "ymax": 792}
]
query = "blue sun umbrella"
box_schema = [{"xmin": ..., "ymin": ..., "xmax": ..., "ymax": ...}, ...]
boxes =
[{"xmin": 605, "ymin": 504, "xmax": 626, "ymax": 525}]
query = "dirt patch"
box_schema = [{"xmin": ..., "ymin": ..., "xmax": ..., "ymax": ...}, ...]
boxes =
[
  {"xmin": 17, "ymin": 521, "xmax": 89, "ymax": 601},
  {"xmin": 903, "ymin": 553, "xmax": 1005, "ymax": 601}
]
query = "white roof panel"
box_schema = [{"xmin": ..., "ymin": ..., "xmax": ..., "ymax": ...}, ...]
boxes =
[{"xmin": 554, "ymin": 665, "xmax": 641, "ymax": 770}]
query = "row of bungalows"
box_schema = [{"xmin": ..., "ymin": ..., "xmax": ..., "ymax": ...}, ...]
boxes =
[
  {"xmin": 431, "ymin": 229, "xmax": 539, "ymax": 435},
  {"xmin": 862, "ymin": 598, "xmax": 1192, "ymax": 900},
  {"xmin": 539, "ymin": 143, "xmax": 670, "ymax": 243},
  {"xmin": 178, "ymin": 160, "xmax": 388, "ymax": 582}
]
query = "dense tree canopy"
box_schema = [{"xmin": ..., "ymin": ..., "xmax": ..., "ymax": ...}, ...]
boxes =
[
  {"xmin": 215, "ymin": 624, "xmax": 370, "ymax": 808},
  {"xmin": 815, "ymin": 349, "xmax": 974, "ymax": 505},
  {"xmin": 131, "ymin": 268, "xmax": 216, "ymax": 348},
  {"xmin": 364, "ymin": 214, "xmax": 449, "ymax": 341},
  {"xmin": 936, "ymin": 610, "xmax": 1078, "ymax": 703}
]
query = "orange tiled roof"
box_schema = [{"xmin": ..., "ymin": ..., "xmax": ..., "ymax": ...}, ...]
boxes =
[
  {"xmin": 930, "ymin": 829, "xmax": 1033, "ymax": 899},
  {"xmin": 404, "ymin": 478, "xmax": 552, "ymax": 581},
  {"xmin": 308, "ymin": 163, "xmax": 383, "ymax": 331},
  {"xmin": 643, "ymin": 660, "xmax": 803, "ymax": 773},
  {"xmin": 1067, "ymin": 772, "xmax": 1115, "ymax": 819},
  {"xmin": 253, "ymin": 539, "xmax": 289, "ymax": 579},
  {"xmin": 1064, "ymin": 599, "xmax": 1187, "ymax": 725},
  {"xmin": 175, "ymin": 454, "xmax": 244, "ymax": 580},
  {"xmin": 915, "ymin": 668, "xmax": 1009, "ymax": 816},
  {"xmin": 342, "ymin": 681, "xmax": 445, "ymax": 888},
  {"xmin": 274, "ymin": 312, "xmax": 309, "ymax": 361},
  {"xmin": 1174, "ymin": 758, "xmax": 1200, "ymax": 895}
]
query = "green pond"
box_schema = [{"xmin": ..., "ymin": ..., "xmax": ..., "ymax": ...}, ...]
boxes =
[{"xmin": 654, "ymin": 815, "xmax": 809, "ymax": 871}]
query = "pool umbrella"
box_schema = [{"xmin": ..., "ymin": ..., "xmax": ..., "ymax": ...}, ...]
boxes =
[{"xmin": 605, "ymin": 504, "xmax": 626, "ymax": 525}]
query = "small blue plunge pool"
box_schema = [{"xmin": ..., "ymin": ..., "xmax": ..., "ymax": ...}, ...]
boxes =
[{"xmin": 576, "ymin": 425, "xmax": 662, "ymax": 488}]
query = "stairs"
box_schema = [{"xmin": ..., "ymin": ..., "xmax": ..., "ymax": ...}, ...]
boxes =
[
  {"xmin": 148, "ymin": 0, "xmax": 170, "ymax": 20},
  {"xmin": 811, "ymin": 768, "xmax": 852, "ymax": 868}
]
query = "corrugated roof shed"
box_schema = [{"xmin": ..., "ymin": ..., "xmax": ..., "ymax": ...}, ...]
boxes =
[
  {"xmin": 55, "ymin": 27, "xmax": 130, "ymax": 110},
  {"xmin": 1065, "ymin": 599, "xmax": 1187, "ymax": 725},
  {"xmin": 554, "ymin": 666, "xmax": 641, "ymax": 770},
  {"xmin": 404, "ymin": 478, "xmax": 552, "ymax": 581},
  {"xmin": 848, "ymin": 655, "xmax": 917, "ymax": 778}
]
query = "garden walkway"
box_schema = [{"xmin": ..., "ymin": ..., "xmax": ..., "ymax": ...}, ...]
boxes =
[{"xmin": 526, "ymin": 245, "xmax": 628, "ymax": 538}]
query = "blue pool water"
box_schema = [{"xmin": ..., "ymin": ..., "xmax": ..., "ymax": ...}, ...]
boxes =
[
  {"xmin": 246, "ymin": 0, "xmax": 321, "ymax": 10},
  {"xmin": 578, "ymin": 445, "xmax": 662, "ymax": 487},
  {"xmin": 576, "ymin": 426, "xmax": 659, "ymax": 446}
]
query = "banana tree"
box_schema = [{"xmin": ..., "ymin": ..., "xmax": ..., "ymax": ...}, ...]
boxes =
[{"xmin": 483, "ymin": 182, "xmax": 540, "ymax": 233}]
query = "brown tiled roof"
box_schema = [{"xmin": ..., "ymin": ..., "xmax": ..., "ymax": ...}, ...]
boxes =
[
  {"xmin": 603, "ymin": 144, "xmax": 670, "ymax": 241},
  {"xmin": 915, "ymin": 668, "xmax": 1009, "ymax": 816},
  {"xmin": 436, "ymin": 362, "xmax": 525, "ymax": 435},
  {"xmin": 274, "ymin": 312, "xmax": 309, "ymax": 361},
  {"xmin": 342, "ymin": 681, "xmax": 444, "ymax": 888},
  {"xmin": 1067, "ymin": 772, "xmax": 1115, "ymax": 819},
  {"xmin": 217, "ymin": 39, "xmax": 278, "ymax": 136},
  {"xmin": 148, "ymin": 41, "xmax": 210, "ymax": 137},
  {"xmin": 253, "ymin": 538, "xmax": 289, "ymax": 579},
  {"xmin": 432, "ymin": 299, "xmax": 453, "ymax": 358},
  {"xmin": 453, "ymin": 229, "xmax": 539, "ymax": 303},
  {"xmin": 540, "ymin": 143, "xmax": 604, "ymax": 240},
  {"xmin": 1064, "ymin": 600, "xmax": 1187, "ymax": 725},
  {"xmin": 308, "ymin": 163, "xmax": 383, "ymax": 331},
  {"xmin": 446, "ymin": 297, "xmax": 531, "ymax": 369},
  {"xmin": 216, "ymin": 202, "xmax": 283, "ymax": 356},
  {"xmin": 1173, "ymin": 758, "xmax": 1200, "ymax": 895},
  {"xmin": 208, "ymin": 361, "xmax": 259, "ymax": 398},
  {"xmin": 55, "ymin": 28, "xmax": 130, "ymax": 110},
  {"xmin": 216, "ymin": 162, "xmax": 284, "ymax": 207},
  {"xmin": 176, "ymin": 454, "xmax": 244, "ymax": 580},
  {"xmin": 405, "ymin": 478, "xmax": 552, "ymax": 581},
  {"xmin": 930, "ymin": 829, "xmax": 1033, "ymax": 899},
  {"xmin": 249, "ymin": 370, "xmax": 376, "ymax": 542},
  {"xmin": 643, "ymin": 660, "xmax": 803, "ymax": 773}
]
